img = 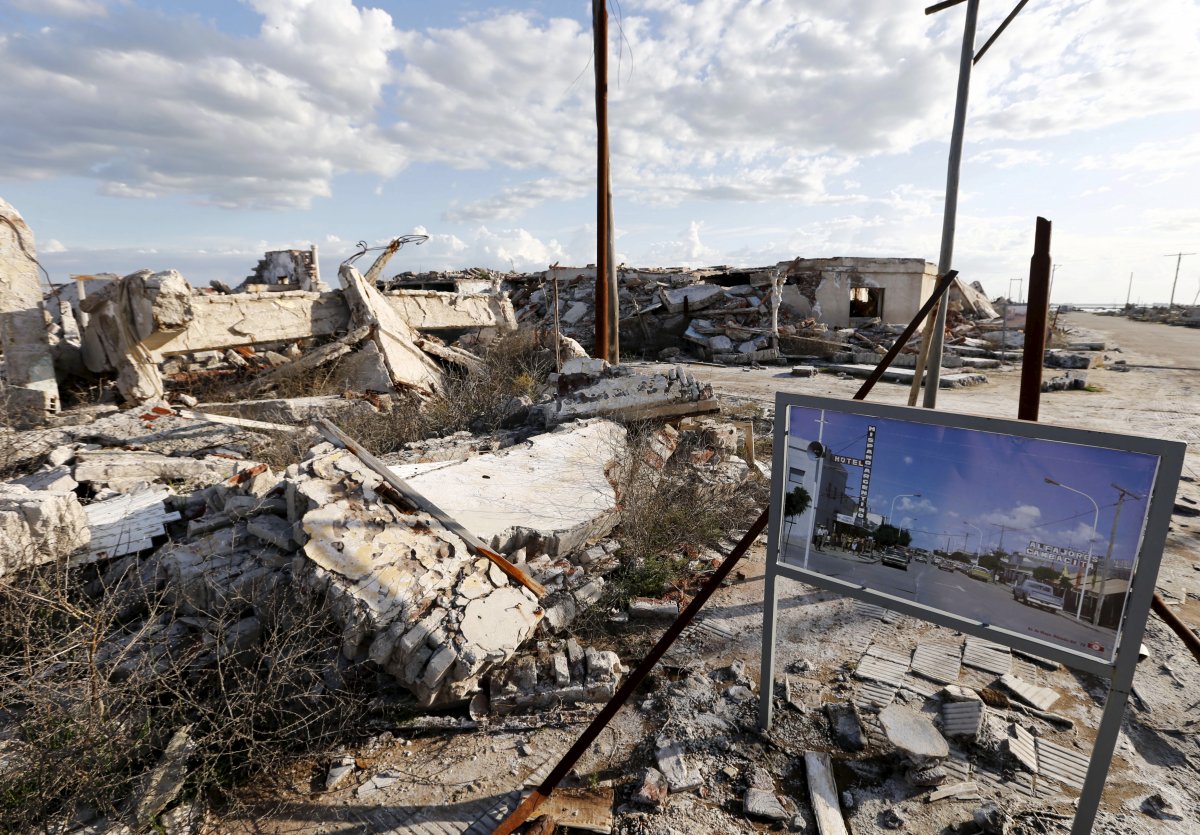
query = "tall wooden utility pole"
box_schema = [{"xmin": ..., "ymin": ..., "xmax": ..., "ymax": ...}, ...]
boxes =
[
  {"xmin": 1165, "ymin": 252, "xmax": 1195, "ymax": 308},
  {"xmin": 593, "ymin": 0, "xmax": 619, "ymax": 363}
]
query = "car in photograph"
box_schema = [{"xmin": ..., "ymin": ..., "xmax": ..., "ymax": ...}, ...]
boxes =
[
  {"xmin": 1012, "ymin": 579, "xmax": 1065, "ymax": 611},
  {"xmin": 880, "ymin": 547, "xmax": 911, "ymax": 570},
  {"xmin": 967, "ymin": 566, "xmax": 992, "ymax": 582},
  {"xmin": 937, "ymin": 558, "xmax": 956, "ymax": 572}
]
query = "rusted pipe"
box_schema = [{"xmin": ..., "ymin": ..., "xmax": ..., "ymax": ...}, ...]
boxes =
[
  {"xmin": 1152, "ymin": 592, "xmax": 1200, "ymax": 664},
  {"xmin": 1018, "ymin": 217, "xmax": 1052, "ymax": 421},
  {"xmin": 491, "ymin": 511, "xmax": 770, "ymax": 835}
]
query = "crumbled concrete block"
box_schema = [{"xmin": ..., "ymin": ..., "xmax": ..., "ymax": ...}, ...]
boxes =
[
  {"xmin": 879, "ymin": 704, "xmax": 949, "ymax": 763},
  {"xmin": 246, "ymin": 514, "xmax": 297, "ymax": 549},
  {"xmin": 0, "ymin": 483, "xmax": 90, "ymax": 572},
  {"xmin": 744, "ymin": 788, "xmax": 790, "ymax": 821},
  {"xmin": 656, "ymin": 741, "xmax": 702, "ymax": 793}
]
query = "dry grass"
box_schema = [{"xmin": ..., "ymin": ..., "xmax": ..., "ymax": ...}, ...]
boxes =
[
  {"xmin": 0, "ymin": 553, "xmax": 370, "ymax": 832},
  {"xmin": 590, "ymin": 423, "xmax": 769, "ymax": 612},
  {"xmin": 244, "ymin": 332, "xmax": 552, "ymax": 470}
]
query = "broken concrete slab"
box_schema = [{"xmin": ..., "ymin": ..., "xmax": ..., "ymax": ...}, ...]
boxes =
[
  {"xmin": 655, "ymin": 740, "xmax": 702, "ymax": 793},
  {"xmin": 389, "ymin": 419, "xmax": 627, "ymax": 558},
  {"xmin": 73, "ymin": 450, "xmax": 261, "ymax": 492},
  {"xmin": 660, "ymin": 283, "xmax": 725, "ymax": 314},
  {"xmin": 1044, "ymin": 350, "xmax": 1099, "ymax": 370},
  {"xmin": 339, "ymin": 264, "xmax": 445, "ymax": 396},
  {"xmin": 133, "ymin": 725, "xmax": 195, "ymax": 828},
  {"xmin": 824, "ymin": 364, "xmax": 988, "ymax": 388},
  {"xmin": 878, "ymin": 704, "xmax": 949, "ymax": 763},
  {"xmin": 744, "ymin": 788, "xmax": 790, "ymax": 822},
  {"xmin": 546, "ymin": 362, "xmax": 718, "ymax": 426}
]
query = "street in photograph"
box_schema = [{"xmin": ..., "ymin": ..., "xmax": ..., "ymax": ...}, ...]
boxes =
[{"xmin": 778, "ymin": 402, "xmax": 1163, "ymax": 662}]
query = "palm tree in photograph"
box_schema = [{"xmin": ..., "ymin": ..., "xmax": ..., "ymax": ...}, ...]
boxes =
[{"xmin": 784, "ymin": 485, "xmax": 812, "ymax": 546}]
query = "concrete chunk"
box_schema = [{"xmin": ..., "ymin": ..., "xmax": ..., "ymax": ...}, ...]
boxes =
[{"xmin": 879, "ymin": 704, "xmax": 949, "ymax": 762}]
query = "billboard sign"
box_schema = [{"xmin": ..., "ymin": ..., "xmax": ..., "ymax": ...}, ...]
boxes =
[{"xmin": 766, "ymin": 394, "xmax": 1183, "ymax": 669}]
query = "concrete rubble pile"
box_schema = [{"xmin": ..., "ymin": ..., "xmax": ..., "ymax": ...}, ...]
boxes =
[
  {"xmin": 13, "ymin": 230, "xmax": 517, "ymax": 410},
  {"xmin": 1, "ymin": 382, "xmax": 769, "ymax": 715}
]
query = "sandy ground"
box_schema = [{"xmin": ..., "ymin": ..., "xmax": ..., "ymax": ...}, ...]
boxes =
[{"xmin": 223, "ymin": 312, "xmax": 1200, "ymax": 835}]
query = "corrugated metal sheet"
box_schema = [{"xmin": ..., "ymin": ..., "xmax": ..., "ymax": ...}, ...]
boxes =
[
  {"xmin": 912, "ymin": 641, "xmax": 962, "ymax": 685},
  {"xmin": 1000, "ymin": 673, "xmax": 1060, "ymax": 712},
  {"xmin": 962, "ymin": 637, "xmax": 1012, "ymax": 676},
  {"xmin": 942, "ymin": 700, "xmax": 985, "ymax": 738}
]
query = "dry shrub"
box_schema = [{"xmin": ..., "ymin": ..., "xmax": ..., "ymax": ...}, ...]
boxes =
[
  {"xmin": 599, "ymin": 423, "xmax": 769, "ymax": 609},
  {"xmin": 0, "ymin": 552, "xmax": 369, "ymax": 832},
  {"xmin": 0, "ymin": 382, "xmax": 52, "ymax": 480},
  {"xmin": 423, "ymin": 330, "xmax": 551, "ymax": 435}
]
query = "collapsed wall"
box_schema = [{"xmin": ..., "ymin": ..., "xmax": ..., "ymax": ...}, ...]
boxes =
[{"xmin": 0, "ymin": 198, "xmax": 61, "ymax": 424}]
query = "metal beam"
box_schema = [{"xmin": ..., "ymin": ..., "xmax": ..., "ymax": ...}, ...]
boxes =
[
  {"xmin": 925, "ymin": 0, "xmax": 969, "ymax": 14},
  {"xmin": 974, "ymin": 0, "xmax": 1031, "ymax": 64}
]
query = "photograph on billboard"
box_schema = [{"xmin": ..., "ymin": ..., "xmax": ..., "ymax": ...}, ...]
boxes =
[{"xmin": 776, "ymin": 399, "xmax": 1167, "ymax": 664}]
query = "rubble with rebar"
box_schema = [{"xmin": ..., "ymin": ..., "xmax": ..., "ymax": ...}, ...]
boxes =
[{"xmin": 3, "ymin": 205, "xmax": 1197, "ymax": 834}]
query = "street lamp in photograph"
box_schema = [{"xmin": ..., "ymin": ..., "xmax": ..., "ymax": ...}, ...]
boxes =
[
  {"xmin": 1044, "ymin": 477, "xmax": 1099, "ymax": 621},
  {"xmin": 890, "ymin": 492, "xmax": 921, "ymax": 527}
]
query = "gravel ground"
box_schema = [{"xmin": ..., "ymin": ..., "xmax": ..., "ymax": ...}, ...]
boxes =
[{"xmin": 222, "ymin": 312, "xmax": 1200, "ymax": 835}]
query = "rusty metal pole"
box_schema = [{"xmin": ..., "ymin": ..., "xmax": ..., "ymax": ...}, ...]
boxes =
[
  {"xmin": 592, "ymin": 0, "xmax": 613, "ymax": 363},
  {"xmin": 492, "ymin": 512, "xmax": 769, "ymax": 835},
  {"xmin": 1018, "ymin": 217, "xmax": 1052, "ymax": 421}
]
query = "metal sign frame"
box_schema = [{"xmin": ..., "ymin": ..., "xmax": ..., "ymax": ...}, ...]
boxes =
[{"xmin": 758, "ymin": 393, "xmax": 1184, "ymax": 835}]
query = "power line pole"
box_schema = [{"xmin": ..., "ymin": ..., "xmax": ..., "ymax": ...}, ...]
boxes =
[
  {"xmin": 1165, "ymin": 252, "xmax": 1195, "ymax": 308},
  {"xmin": 1093, "ymin": 483, "xmax": 1142, "ymax": 627},
  {"xmin": 592, "ymin": 0, "xmax": 619, "ymax": 364},
  {"xmin": 920, "ymin": 0, "xmax": 979, "ymax": 407}
]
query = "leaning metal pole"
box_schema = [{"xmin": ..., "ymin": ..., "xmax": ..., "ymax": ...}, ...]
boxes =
[
  {"xmin": 921, "ymin": 0, "xmax": 979, "ymax": 407},
  {"xmin": 493, "ymin": 272, "xmax": 962, "ymax": 835}
]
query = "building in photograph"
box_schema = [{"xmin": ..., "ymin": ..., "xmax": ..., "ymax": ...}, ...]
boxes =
[{"xmin": 784, "ymin": 433, "xmax": 852, "ymax": 545}]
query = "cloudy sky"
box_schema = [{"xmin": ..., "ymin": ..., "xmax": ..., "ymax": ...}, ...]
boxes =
[{"xmin": 2, "ymin": 0, "xmax": 1197, "ymax": 303}]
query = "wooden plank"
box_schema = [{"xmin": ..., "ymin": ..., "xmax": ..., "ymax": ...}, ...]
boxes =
[
  {"xmin": 318, "ymin": 418, "xmax": 546, "ymax": 598},
  {"xmin": 926, "ymin": 781, "xmax": 979, "ymax": 802},
  {"xmin": 804, "ymin": 752, "xmax": 849, "ymax": 835},
  {"xmin": 175, "ymin": 408, "xmax": 300, "ymax": 433},
  {"xmin": 534, "ymin": 787, "xmax": 613, "ymax": 834}
]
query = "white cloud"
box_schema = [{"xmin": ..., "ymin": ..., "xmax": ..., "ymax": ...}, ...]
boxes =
[
  {"xmin": 896, "ymin": 496, "xmax": 937, "ymax": 516},
  {"xmin": 0, "ymin": 0, "xmax": 407, "ymax": 209},
  {"xmin": 9, "ymin": 0, "xmax": 109, "ymax": 18},
  {"xmin": 979, "ymin": 504, "xmax": 1042, "ymax": 531},
  {"xmin": 40, "ymin": 238, "xmax": 67, "ymax": 253},
  {"xmin": 969, "ymin": 148, "xmax": 1051, "ymax": 169},
  {"xmin": 643, "ymin": 221, "xmax": 719, "ymax": 267},
  {"xmin": 971, "ymin": 0, "xmax": 1200, "ymax": 140}
]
